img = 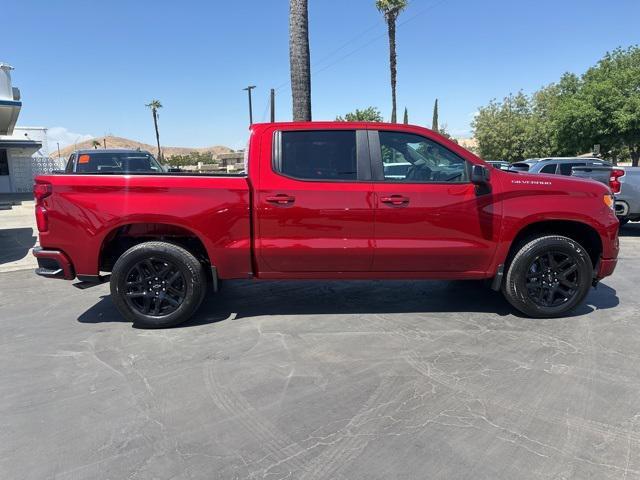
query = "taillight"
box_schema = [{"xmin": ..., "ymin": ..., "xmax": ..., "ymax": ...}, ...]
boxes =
[
  {"xmin": 33, "ymin": 182, "xmax": 52, "ymax": 204},
  {"xmin": 609, "ymin": 168, "xmax": 625, "ymax": 194},
  {"xmin": 35, "ymin": 205, "xmax": 48, "ymax": 232},
  {"xmin": 33, "ymin": 182, "xmax": 52, "ymax": 232}
]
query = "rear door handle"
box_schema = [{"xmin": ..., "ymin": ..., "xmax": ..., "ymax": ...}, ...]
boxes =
[
  {"xmin": 380, "ymin": 195, "xmax": 410, "ymax": 206},
  {"xmin": 265, "ymin": 194, "xmax": 296, "ymax": 205}
]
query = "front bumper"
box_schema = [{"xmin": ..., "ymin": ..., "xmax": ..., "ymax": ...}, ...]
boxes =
[
  {"xmin": 33, "ymin": 247, "xmax": 75, "ymax": 280},
  {"xmin": 596, "ymin": 257, "xmax": 618, "ymax": 279}
]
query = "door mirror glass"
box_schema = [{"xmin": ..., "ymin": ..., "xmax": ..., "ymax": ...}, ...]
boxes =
[{"xmin": 471, "ymin": 165, "xmax": 490, "ymax": 185}]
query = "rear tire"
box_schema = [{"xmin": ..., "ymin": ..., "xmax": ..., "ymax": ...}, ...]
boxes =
[
  {"xmin": 502, "ymin": 235, "xmax": 593, "ymax": 318},
  {"xmin": 110, "ymin": 241, "xmax": 207, "ymax": 328}
]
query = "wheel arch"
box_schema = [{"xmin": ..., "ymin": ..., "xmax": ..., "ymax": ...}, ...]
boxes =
[
  {"xmin": 505, "ymin": 219, "xmax": 603, "ymax": 269},
  {"xmin": 99, "ymin": 222, "xmax": 215, "ymax": 274}
]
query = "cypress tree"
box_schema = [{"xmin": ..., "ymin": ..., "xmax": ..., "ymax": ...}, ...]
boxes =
[{"xmin": 432, "ymin": 98, "xmax": 439, "ymax": 132}]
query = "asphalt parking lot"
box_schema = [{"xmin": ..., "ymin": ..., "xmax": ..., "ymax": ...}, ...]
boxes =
[{"xmin": 1, "ymin": 214, "xmax": 640, "ymax": 479}]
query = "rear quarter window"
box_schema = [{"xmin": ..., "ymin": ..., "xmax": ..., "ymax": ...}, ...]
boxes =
[{"xmin": 277, "ymin": 130, "xmax": 357, "ymax": 181}]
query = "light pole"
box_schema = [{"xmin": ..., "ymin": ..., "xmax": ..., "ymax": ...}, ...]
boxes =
[
  {"xmin": 243, "ymin": 85, "xmax": 256, "ymax": 125},
  {"xmin": 270, "ymin": 88, "xmax": 275, "ymax": 123}
]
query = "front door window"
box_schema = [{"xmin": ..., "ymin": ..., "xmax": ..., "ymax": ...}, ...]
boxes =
[{"xmin": 378, "ymin": 131, "xmax": 469, "ymax": 183}]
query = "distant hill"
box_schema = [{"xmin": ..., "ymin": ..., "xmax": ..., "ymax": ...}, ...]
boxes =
[{"xmin": 53, "ymin": 136, "xmax": 234, "ymax": 159}]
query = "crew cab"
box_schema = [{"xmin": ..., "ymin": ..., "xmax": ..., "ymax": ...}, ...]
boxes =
[{"xmin": 33, "ymin": 122, "xmax": 620, "ymax": 327}]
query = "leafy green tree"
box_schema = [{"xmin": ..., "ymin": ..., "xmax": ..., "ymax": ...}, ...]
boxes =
[
  {"xmin": 336, "ymin": 107, "xmax": 383, "ymax": 122},
  {"xmin": 166, "ymin": 151, "xmax": 216, "ymax": 167},
  {"xmin": 472, "ymin": 92, "xmax": 538, "ymax": 162},
  {"xmin": 436, "ymin": 124, "xmax": 456, "ymax": 142},
  {"xmin": 473, "ymin": 46, "xmax": 640, "ymax": 165},
  {"xmin": 554, "ymin": 47, "xmax": 640, "ymax": 166},
  {"xmin": 376, "ymin": 0, "xmax": 408, "ymax": 123}
]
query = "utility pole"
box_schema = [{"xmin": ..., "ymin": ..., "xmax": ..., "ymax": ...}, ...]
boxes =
[
  {"xmin": 270, "ymin": 88, "xmax": 275, "ymax": 123},
  {"xmin": 243, "ymin": 85, "xmax": 256, "ymax": 125}
]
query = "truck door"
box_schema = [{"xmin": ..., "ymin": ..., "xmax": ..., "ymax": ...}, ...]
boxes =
[
  {"xmin": 369, "ymin": 129, "xmax": 500, "ymax": 273},
  {"xmin": 255, "ymin": 128, "xmax": 374, "ymax": 273}
]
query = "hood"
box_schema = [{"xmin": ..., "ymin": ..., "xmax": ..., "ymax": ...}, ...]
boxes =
[{"xmin": 497, "ymin": 170, "xmax": 611, "ymax": 195}]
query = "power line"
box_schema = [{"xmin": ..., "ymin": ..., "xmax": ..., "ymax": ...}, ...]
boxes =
[
  {"xmin": 314, "ymin": 0, "xmax": 450, "ymax": 78},
  {"xmin": 271, "ymin": 20, "xmax": 383, "ymax": 90},
  {"xmin": 259, "ymin": 94, "xmax": 270, "ymax": 122},
  {"xmin": 274, "ymin": 0, "xmax": 450, "ymax": 92}
]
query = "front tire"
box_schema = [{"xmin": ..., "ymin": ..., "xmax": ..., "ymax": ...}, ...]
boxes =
[
  {"xmin": 502, "ymin": 235, "xmax": 593, "ymax": 318},
  {"xmin": 110, "ymin": 241, "xmax": 207, "ymax": 328}
]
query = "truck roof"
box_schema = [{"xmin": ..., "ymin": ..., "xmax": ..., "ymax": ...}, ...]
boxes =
[
  {"xmin": 526, "ymin": 157, "xmax": 604, "ymax": 163},
  {"xmin": 251, "ymin": 121, "xmax": 428, "ymax": 130},
  {"xmin": 73, "ymin": 148, "xmax": 152, "ymax": 155}
]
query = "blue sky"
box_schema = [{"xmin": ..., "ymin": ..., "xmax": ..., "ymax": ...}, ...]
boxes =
[{"xmin": 4, "ymin": 0, "xmax": 639, "ymax": 150}]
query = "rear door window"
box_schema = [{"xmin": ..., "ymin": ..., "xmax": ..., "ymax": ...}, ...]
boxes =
[
  {"xmin": 277, "ymin": 130, "xmax": 357, "ymax": 181},
  {"xmin": 540, "ymin": 163, "xmax": 557, "ymax": 174},
  {"xmin": 559, "ymin": 162, "xmax": 585, "ymax": 175}
]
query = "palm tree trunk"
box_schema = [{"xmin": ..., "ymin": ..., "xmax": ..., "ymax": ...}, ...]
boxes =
[
  {"xmin": 386, "ymin": 15, "xmax": 398, "ymax": 123},
  {"xmin": 152, "ymin": 109, "xmax": 162, "ymax": 160},
  {"xmin": 289, "ymin": 0, "xmax": 312, "ymax": 121}
]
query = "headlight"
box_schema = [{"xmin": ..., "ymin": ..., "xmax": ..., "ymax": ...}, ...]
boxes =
[{"xmin": 603, "ymin": 194, "xmax": 615, "ymax": 210}]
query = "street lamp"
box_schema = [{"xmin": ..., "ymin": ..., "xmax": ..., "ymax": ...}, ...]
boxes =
[{"xmin": 243, "ymin": 85, "xmax": 256, "ymax": 125}]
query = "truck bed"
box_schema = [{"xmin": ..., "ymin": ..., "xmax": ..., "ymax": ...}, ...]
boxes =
[{"xmin": 36, "ymin": 173, "xmax": 252, "ymax": 278}]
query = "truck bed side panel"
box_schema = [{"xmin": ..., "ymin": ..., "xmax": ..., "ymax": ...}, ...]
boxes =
[{"xmin": 37, "ymin": 174, "xmax": 251, "ymax": 278}]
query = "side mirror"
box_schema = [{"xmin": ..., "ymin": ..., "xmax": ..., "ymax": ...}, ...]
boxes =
[
  {"xmin": 471, "ymin": 165, "xmax": 491, "ymax": 195},
  {"xmin": 471, "ymin": 164, "xmax": 490, "ymax": 185}
]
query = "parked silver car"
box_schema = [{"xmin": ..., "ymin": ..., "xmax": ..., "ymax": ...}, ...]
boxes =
[
  {"xmin": 570, "ymin": 165, "xmax": 640, "ymax": 225},
  {"xmin": 614, "ymin": 167, "xmax": 640, "ymax": 224},
  {"xmin": 510, "ymin": 157, "xmax": 611, "ymax": 175}
]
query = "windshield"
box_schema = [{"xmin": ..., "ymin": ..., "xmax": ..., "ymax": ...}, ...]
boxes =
[{"xmin": 75, "ymin": 152, "xmax": 166, "ymax": 174}]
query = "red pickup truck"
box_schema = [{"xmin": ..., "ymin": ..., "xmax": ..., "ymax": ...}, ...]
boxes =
[{"xmin": 33, "ymin": 122, "xmax": 619, "ymax": 327}]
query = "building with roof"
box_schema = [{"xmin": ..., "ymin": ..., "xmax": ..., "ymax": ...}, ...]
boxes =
[{"xmin": 0, "ymin": 63, "xmax": 58, "ymax": 193}]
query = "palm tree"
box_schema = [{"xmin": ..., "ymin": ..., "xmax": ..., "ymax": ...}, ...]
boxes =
[
  {"xmin": 91, "ymin": 139, "xmax": 101, "ymax": 149},
  {"xmin": 376, "ymin": 0, "xmax": 407, "ymax": 123},
  {"xmin": 289, "ymin": 0, "xmax": 312, "ymax": 121},
  {"xmin": 146, "ymin": 99, "xmax": 163, "ymax": 160}
]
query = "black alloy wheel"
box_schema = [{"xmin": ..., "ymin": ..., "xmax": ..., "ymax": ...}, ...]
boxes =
[
  {"xmin": 525, "ymin": 251, "xmax": 579, "ymax": 308},
  {"xmin": 110, "ymin": 241, "xmax": 207, "ymax": 328},
  {"xmin": 124, "ymin": 258, "xmax": 186, "ymax": 316},
  {"xmin": 501, "ymin": 235, "xmax": 593, "ymax": 318}
]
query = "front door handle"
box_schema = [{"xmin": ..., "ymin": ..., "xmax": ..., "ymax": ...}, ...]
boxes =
[
  {"xmin": 380, "ymin": 195, "xmax": 410, "ymax": 207},
  {"xmin": 265, "ymin": 194, "xmax": 296, "ymax": 205}
]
